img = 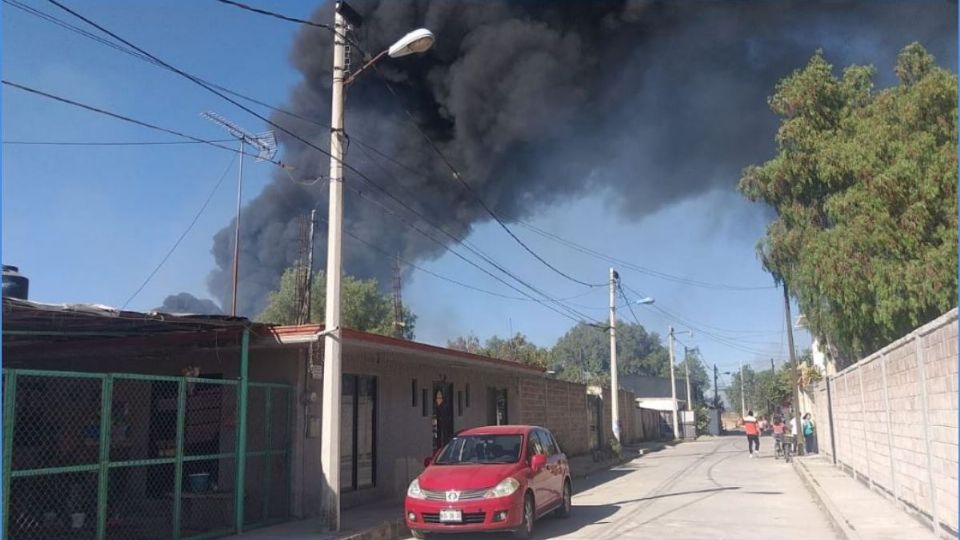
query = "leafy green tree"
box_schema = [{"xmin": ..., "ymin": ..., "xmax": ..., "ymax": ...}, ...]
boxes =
[
  {"xmin": 548, "ymin": 322, "xmax": 670, "ymax": 383},
  {"xmin": 257, "ymin": 265, "xmax": 416, "ymax": 339},
  {"xmin": 739, "ymin": 43, "xmax": 958, "ymax": 362},
  {"xmin": 448, "ymin": 332, "xmax": 549, "ymax": 367}
]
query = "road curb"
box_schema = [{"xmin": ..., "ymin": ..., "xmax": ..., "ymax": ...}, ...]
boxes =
[{"xmin": 792, "ymin": 458, "xmax": 854, "ymax": 540}]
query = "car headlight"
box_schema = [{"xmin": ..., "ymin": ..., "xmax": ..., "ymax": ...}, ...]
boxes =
[
  {"xmin": 484, "ymin": 477, "xmax": 520, "ymax": 499},
  {"xmin": 407, "ymin": 479, "xmax": 427, "ymax": 500}
]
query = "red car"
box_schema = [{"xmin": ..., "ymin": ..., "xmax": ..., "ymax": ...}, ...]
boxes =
[{"xmin": 405, "ymin": 425, "xmax": 572, "ymax": 538}]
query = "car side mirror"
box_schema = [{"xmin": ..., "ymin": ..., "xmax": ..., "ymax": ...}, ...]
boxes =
[
  {"xmin": 423, "ymin": 456, "xmax": 433, "ymax": 468},
  {"xmin": 530, "ymin": 454, "xmax": 546, "ymax": 472}
]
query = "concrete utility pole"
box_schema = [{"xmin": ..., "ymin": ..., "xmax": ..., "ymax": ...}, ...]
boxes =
[
  {"xmin": 684, "ymin": 347, "xmax": 693, "ymax": 412},
  {"xmin": 713, "ymin": 364, "xmax": 719, "ymax": 409},
  {"xmin": 315, "ymin": 10, "xmax": 433, "ymax": 529},
  {"xmin": 739, "ymin": 359, "xmax": 747, "ymax": 416},
  {"xmin": 319, "ymin": 3, "xmax": 348, "ymax": 529},
  {"xmin": 783, "ymin": 283, "xmax": 806, "ymax": 454},
  {"xmin": 668, "ymin": 326, "xmax": 679, "ymax": 439},
  {"xmin": 609, "ymin": 268, "xmax": 621, "ymax": 444}
]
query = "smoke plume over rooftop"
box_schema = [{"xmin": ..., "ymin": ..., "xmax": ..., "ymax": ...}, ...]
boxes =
[{"xmin": 203, "ymin": 0, "xmax": 957, "ymax": 317}]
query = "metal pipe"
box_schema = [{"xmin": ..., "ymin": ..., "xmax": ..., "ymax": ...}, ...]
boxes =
[
  {"xmin": 231, "ymin": 138, "xmax": 244, "ymax": 317},
  {"xmin": 96, "ymin": 376, "xmax": 114, "ymax": 540},
  {"xmin": 172, "ymin": 379, "xmax": 187, "ymax": 539},
  {"xmin": 2, "ymin": 372, "xmax": 18, "ymax": 539},
  {"xmin": 234, "ymin": 328, "xmax": 250, "ymax": 532}
]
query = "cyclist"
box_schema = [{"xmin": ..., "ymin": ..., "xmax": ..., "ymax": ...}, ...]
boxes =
[{"xmin": 772, "ymin": 415, "xmax": 786, "ymax": 459}]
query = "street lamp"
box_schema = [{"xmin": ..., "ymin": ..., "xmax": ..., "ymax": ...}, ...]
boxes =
[
  {"xmin": 634, "ymin": 297, "xmax": 655, "ymax": 305},
  {"xmin": 320, "ymin": 2, "xmax": 433, "ymax": 531}
]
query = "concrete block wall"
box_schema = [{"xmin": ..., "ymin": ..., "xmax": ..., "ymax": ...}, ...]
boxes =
[
  {"xmin": 518, "ymin": 377, "xmax": 589, "ymax": 456},
  {"xmin": 808, "ymin": 309, "xmax": 957, "ymax": 536}
]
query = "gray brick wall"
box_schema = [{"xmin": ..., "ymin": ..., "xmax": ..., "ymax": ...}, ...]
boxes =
[
  {"xmin": 807, "ymin": 309, "xmax": 958, "ymax": 536},
  {"xmin": 517, "ymin": 378, "xmax": 661, "ymax": 457}
]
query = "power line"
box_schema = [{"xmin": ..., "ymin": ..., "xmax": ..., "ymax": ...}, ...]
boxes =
[
  {"xmin": 212, "ymin": 0, "xmax": 334, "ymax": 31},
  {"xmin": 520, "ymin": 221, "xmax": 777, "ymax": 292},
  {"xmin": 32, "ymin": 0, "xmax": 609, "ymax": 326},
  {"xmin": 3, "ymin": 139, "xmax": 234, "ymax": 146},
  {"xmin": 206, "ymin": 0, "xmax": 605, "ymax": 289},
  {"xmin": 372, "ymin": 70, "xmax": 605, "ymax": 288},
  {"xmin": 316, "ymin": 210, "xmax": 603, "ymax": 304},
  {"xmin": 122, "ymin": 153, "xmax": 238, "ymax": 308},
  {"xmin": 2, "ymin": 80, "xmax": 284, "ymax": 165}
]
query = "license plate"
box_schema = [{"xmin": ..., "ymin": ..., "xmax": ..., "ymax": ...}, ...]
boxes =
[{"xmin": 439, "ymin": 509, "xmax": 462, "ymax": 522}]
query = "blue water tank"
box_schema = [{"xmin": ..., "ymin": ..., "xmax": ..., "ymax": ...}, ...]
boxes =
[{"xmin": 2, "ymin": 265, "xmax": 29, "ymax": 300}]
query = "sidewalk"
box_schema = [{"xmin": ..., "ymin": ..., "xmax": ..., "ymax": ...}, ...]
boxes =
[
  {"xmin": 226, "ymin": 438, "xmax": 675, "ymax": 540},
  {"xmin": 794, "ymin": 455, "xmax": 939, "ymax": 540}
]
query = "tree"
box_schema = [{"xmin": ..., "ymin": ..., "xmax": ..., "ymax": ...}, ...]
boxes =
[
  {"xmin": 257, "ymin": 265, "xmax": 416, "ymax": 339},
  {"xmin": 739, "ymin": 43, "xmax": 958, "ymax": 362},
  {"xmin": 448, "ymin": 332, "xmax": 549, "ymax": 367},
  {"xmin": 548, "ymin": 322, "xmax": 670, "ymax": 383},
  {"xmin": 447, "ymin": 334, "xmax": 482, "ymax": 354}
]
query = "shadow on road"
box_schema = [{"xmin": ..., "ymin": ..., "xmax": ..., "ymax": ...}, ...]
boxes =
[
  {"xmin": 435, "ymin": 503, "xmax": 621, "ymax": 540},
  {"xmin": 610, "ymin": 485, "xmax": 740, "ymax": 505}
]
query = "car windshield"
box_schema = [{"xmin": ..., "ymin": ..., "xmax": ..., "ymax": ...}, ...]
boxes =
[{"xmin": 434, "ymin": 434, "xmax": 523, "ymax": 465}]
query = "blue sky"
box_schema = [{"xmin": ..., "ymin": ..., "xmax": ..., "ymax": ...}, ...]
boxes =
[{"xmin": 6, "ymin": 0, "xmax": 952, "ymax": 383}]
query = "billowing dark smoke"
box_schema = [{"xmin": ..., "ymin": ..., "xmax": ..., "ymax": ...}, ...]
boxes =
[
  {"xmin": 206, "ymin": 0, "xmax": 957, "ymax": 316},
  {"xmin": 156, "ymin": 292, "xmax": 223, "ymax": 315}
]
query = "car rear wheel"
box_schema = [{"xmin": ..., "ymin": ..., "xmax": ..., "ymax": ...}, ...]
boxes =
[
  {"xmin": 557, "ymin": 479, "xmax": 572, "ymax": 518},
  {"xmin": 514, "ymin": 493, "xmax": 535, "ymax": 539}
]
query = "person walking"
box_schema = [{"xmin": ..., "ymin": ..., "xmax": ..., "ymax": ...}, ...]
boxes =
[
  {"xmin": 741, "ymin": 410, "xmax": 760, "ymax": 457},
  {"xmin": 803, "ymin": 413, "xmax": 816, "ymax": 454},
  {"xmin": 772, "ymin": 415, "xmax": 786, "ymax": 458}
]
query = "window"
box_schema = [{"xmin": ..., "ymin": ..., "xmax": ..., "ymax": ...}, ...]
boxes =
[
  {"xmin": 465, "ymin": 384, "xmax": 470, "ymax": 407},
  {"xmin": 412, "ymin": 379, "xmax": 417, "ymax": 407},
  {"xmin": 526, "ymin": 431, "xmax": 544, "ymax": 460},
  {"xmin": 341, "ymin": 374, "xmax": 377, "ymax": 491},
  {"xmin": 421, "ymin": 388, "xmax": 428, "ymax": 417},
  {"xmin": 457, "ymin": 391, "xmax": 463, "ymax": 416},
  {"xmin": 536, "ymin": 430, "xmax": 560, "ymax": 456},
  {"xmin": 434, "ymin": 435, "xmax": 522, "ymax": 464}
]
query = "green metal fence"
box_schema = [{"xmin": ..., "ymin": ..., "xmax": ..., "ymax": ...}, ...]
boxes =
[{"xmin": 1, "ymin": 345, "xmax": 293, "ymax": 539}]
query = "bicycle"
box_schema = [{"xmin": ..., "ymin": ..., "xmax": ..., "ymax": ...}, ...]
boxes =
[
  {"xmin": 774, "ymin": 435, "xmax": 785, "ymax": 460},
  {"xmin": 782, "ymin": 435, "xmax": 796, "ymax": 463}
]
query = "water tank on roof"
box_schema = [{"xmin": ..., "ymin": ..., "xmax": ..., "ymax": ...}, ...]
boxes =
[{"xmin": 3, "ymin": 265, "xmax": 29, "ymax": 300}]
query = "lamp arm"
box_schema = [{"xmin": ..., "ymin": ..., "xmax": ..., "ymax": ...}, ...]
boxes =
[{"xmin": 344, "ymin": 49, "xmax": 388, "ymax": 86}]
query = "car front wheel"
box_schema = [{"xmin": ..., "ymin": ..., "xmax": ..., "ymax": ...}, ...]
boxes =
[
  {"xmin": 410, "ymin": 529, "xmax": 426, "ymax": 539},
  {"xmin": 514, "ymin": 493, "xmax": 535, "ymax": 539}
]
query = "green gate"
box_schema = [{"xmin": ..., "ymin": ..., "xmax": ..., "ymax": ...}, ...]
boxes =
[{"xmin": 2, "ymin": 362, "xmax": 293, "ymax": 539}]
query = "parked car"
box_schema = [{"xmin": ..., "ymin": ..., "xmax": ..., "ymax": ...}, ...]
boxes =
[{"xmin": 405, "ymin": 425, "xmax": 571, "ymax": 538}]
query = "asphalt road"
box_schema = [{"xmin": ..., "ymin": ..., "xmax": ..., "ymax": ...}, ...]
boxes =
[{"xmin": 404, "ymin": 435, "xmax": 839, "ymax": 540}]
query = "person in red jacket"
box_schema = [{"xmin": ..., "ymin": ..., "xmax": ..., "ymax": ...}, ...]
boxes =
[{"xmin": 740, "ymin": 410, "xmax": 760, "ymax": 457}]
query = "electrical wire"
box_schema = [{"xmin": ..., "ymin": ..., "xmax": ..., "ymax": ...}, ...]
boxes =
[
  {"xmin": 40, "ymin": 0, "xmax": 584, "ymax": 312},
  {"xmin": 372, "ymin": 69, "xmax": 605, "ymax": 288},
  {"xmin": 315, "ymin": 210, "xmax": 604, "ymax": 304},
  {"xmin": 3, "ymin": 138, "xmax": 234, "ymax": 146},
  {"xmin": 2, "ymin": 80, "xmax": 284, "ymax": 165},
  {"xmin": 206, "ymin": 0, "xmax": 605, "ymax": 289},
  {"xmin": 520, "ymin": 221, "xmax": 777, "ymax": 292},
  {"xmin": 31, "ymin": 0, "xmax": 611, "ymax": 326},
  {"xmin": 121, "ymin": 153, "xmax": 238, "ymax": 309}
]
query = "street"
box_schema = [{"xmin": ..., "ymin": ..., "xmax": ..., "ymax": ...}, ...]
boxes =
[{"xmin": 404, "ymin": 436, "xmax": 837, "ymax": 540}]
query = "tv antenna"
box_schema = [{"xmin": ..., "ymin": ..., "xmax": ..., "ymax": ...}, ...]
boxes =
[{"xmin": 201, "ymin": 111, "xmax": 277, "ymax": 316}]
